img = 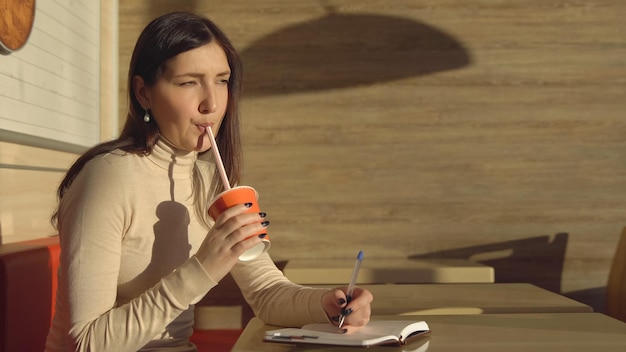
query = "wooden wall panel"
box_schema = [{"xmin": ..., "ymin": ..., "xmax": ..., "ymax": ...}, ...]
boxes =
[
  {"xmin": 119, "ymin": 0, "xmax": 626, "ymax": 312},
  {"xmin": 0, "ymin": 142, "xmax": 76, "ymax": 243}
]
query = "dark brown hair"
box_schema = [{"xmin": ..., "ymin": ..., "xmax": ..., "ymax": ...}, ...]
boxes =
[{"xmin": 51, "ymin": 12, "xmax": 243, "ymax": 227}]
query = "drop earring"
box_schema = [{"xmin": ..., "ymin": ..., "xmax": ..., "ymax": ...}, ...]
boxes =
[{"xmin": 143, "ymin": 109, "xmax": 151, "ymax": 123}]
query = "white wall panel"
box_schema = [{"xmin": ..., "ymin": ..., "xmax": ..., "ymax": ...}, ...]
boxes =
[{"xmin": 0, "ymin": 0, "xmax": 100, "ymax": 151}]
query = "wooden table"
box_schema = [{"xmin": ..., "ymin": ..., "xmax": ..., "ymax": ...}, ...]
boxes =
[
  {"xmin": 281, "ymin": 258, "xmax": 494, "ymax": 284},
  {"xmin": 310, "ymin": 283, "xmax": 592, "ymax": 315},
  {"xmin": 232, "ymin": 313, "xmax": 626, "ymax": 351}
]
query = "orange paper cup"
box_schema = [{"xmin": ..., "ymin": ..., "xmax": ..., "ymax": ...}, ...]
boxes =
[{"xmin": 208, "ymin": 186, "xmax": 270, "ymax": 261}]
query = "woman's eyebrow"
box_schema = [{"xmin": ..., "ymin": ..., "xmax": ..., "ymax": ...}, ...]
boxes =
[{"xmin": 172, "ymin": 70, "xmax": 231, "ymax": 78}]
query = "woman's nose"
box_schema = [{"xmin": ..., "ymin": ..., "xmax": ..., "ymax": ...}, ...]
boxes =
[{"xmin": 199, "ymin": 85, "xmax": 218, "ymax": 113}]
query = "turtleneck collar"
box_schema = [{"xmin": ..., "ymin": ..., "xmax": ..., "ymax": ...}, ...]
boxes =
[{"xmin": 146, "ymin": 138, "xmax": 197, "ymax": 176}]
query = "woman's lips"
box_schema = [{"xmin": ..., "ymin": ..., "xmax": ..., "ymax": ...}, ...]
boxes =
[{"xmin": 195, "ymin": 123, "xmax": 213, "ymax": 133}]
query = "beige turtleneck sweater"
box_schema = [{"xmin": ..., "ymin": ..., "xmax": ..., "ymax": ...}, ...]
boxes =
[{"xmin": 45, "ymin": 140, "xmax": 329, "ymax": 352}]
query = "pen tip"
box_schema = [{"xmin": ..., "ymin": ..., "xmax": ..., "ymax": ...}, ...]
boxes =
[{"xmin": 357, "ymin": 251, "xmax": 364, "ymax": 260}]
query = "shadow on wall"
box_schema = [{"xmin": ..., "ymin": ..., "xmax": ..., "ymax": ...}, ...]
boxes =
[
  {"xmin": 143, "ymin": 5, "xmax": 471, "ymax": 95},
  {"xmin": 240, "ymin": 8, "xmax": 471, "ymax": 97},
  {"xmin": 410, "ymin": 233, "xmax": 569, "ymax": 294}
]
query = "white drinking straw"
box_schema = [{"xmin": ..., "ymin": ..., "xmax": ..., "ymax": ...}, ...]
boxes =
[{"xmin": 207, "ymin": 127, "xmax": 231, "ymax": 190}]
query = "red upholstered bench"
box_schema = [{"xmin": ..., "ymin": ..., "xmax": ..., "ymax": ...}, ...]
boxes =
[
  {"xmin": 0, "ymin": 237, "xmax": 59, "ymax": 352},
  {"xmin": 0, "ymin": 237, "xmax": 240, "ymax": 352}
]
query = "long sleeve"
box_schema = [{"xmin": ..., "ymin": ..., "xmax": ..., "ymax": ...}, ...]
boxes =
[{"xmin": 231, "ymin": 253, "xmax": 331, "ymax": 327}]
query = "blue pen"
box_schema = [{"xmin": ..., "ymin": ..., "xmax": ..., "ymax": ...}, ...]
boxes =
[{"xmin": 338, "ymin": 250, "xmax": 363, "ymax": 328}]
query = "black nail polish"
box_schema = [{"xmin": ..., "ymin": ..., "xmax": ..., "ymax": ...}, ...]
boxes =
[
  {"xmin": 261, "ymin": 221, "xmax": 269, "ymax": 227},
  {"xmin": 331, "ymin": 315, "xmax": 339, "ymax": 322},
  {"xmin": 338, "ymin": 298, "xmax": 346, "ymax": 305},
  {"xmin": 244, "ymin": 203, "xmax": 253, "ymax": 208},
  {"xmin": 259, "ymin": 212, "xmax": 267, "ymax": 218},
  {"xmin": 341, "ymin": 328, "xmax": 348, "ymax": 334},
  {"xmin": 258, "ymin": 233, "xmax": 267, "ymax": 239}
]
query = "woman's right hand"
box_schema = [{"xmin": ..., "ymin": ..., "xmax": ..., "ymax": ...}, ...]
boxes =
[{"xmin": 194, "ymin": 203, "xmax": 267, "ymax": 282}]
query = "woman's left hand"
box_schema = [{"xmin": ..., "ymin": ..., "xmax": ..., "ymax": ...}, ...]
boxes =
[{"xmin": 321, "ymin": 287, "xmax": 373, "ymax": 333}]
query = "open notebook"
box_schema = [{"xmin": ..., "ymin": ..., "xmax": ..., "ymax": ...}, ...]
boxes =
[{"xmin": 264, "ymin": 320, "xmax": 430, "ymax": 347}]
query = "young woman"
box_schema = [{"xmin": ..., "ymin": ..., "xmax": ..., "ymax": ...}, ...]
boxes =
[{"xmin": 44, "ymin": 11, "xmax": 372, "ymax": 352}]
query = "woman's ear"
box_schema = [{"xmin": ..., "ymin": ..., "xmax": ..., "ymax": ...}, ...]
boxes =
[{"xmin": 133, "ymin": 75, "xmax": 150, "ymax": 109}]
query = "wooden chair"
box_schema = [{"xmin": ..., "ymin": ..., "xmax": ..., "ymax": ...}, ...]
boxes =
[{"xmin": 607, "ymin": 227, "xmax": 626, "ymax": 322}]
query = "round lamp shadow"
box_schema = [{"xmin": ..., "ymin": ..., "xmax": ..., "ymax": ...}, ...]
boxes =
[{"xmin": 240, "ymin": 11, "xmax": 471, "ymax": 96}]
